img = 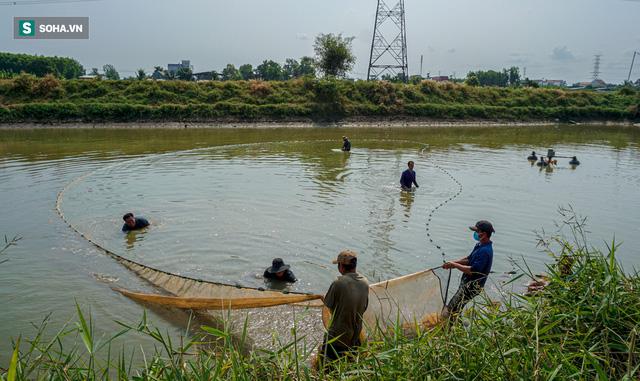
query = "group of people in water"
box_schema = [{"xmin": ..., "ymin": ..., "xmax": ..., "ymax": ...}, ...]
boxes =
[
  {"xmin": 528, "ymin": 149, "xmax": 580, "ymax": 168},
  {"xmin": 119, "ymin": 136, "xmax": 496, "ymax": 364}
]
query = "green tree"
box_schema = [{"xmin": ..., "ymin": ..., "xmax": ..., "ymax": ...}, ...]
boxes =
[
  {"xmin": 298, "ymin": 56, "xmax": 316, "ymax": 77},
  {"xmin": 0, "ymin": 52, "xmax": 83, "ymax": 78},
  {"xmin": 465, "ymin": 73, "xmax": 480, "ymax": 86},
  {"xmin": 507, "ymin": 66, "xmax": 520, "ymax": 86},
  {"xmin": 283, "ymin": 59, "xmax": 300, "ymax": 80},
  {"xmin": 136, "ymin": 68, "xmax": 146, "ymax": 80},
  {"xmin": 466, "ymin": 69, "xmax": 508, "ymax": 87},
  {"xmin": 221, "ymin": 64, "xmax": 241, "ymax": 81},
  {"xmin": 255, "ymin": 60, "xmax": 284, "ymax": 81},
  {"xmin": 313, "ymin": 33, "xmax": 355, "ymax": 78},
  {"xmin": 151, "ymin": 66, "xmax": 164, "ymax": 80},
  {"xmin": 175, "ymin": 67, "xmax": 193, "ymax": 81},
  {"xmin": 102, "ymin": 64, "xmax": 120, "ymax": 80},
  {"xmin": 90, "ymin": 68, "xmax": 100, "ymax": 76},
  {"xmin": 239, "ymin": 64, "xmax": 254, "ymax": 80}
]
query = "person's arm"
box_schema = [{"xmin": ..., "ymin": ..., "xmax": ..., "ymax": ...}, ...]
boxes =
[
  {"xmin": 122, "ymin": 224, "xmax": 127, "ymax": 232},
  {"xmin": 442, "ymin": 256, "xmax": 470, "ymax": 269},
  {"xmin": 413, "ymin": 172, "xmax": 419, "ymax": 188},
  {"xmin": 263, "ymin": 269, "xmax": 273, "ymax": 279},
  {"xmin": 444, "ymin": 261, "xmax": 472, "ymax": 274}
]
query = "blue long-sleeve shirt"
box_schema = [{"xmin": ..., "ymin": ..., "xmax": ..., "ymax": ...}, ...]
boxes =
[
  {"xmin": 462, "ymin": 241, "xmax": 493, "ymax": 287},
  {"xmin": 400, "ymin": 169, "xmax": 418, "ymax": 189}
]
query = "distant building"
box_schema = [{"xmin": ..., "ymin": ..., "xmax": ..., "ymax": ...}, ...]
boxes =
[
  {"xmin": 167, "ymin": 60, "xmax": 192, "ymax": 74},
  {"xmin": 430, "ymin": 75, "xmax": 449, "ymax": 82},
  {"xmin": 194, "ymin": 71, "xmax": 214, "ymax": 81},
  {"xmin": 572, "ymin": 79, "xmax": 608, "ymax": 89},
  {"xmin": 534, "ymin": 79, "xmax": 567, "ymax": 87},
  {"xmin": 78, "ymin": 75, "xmax": 98, "ymax": 80}
]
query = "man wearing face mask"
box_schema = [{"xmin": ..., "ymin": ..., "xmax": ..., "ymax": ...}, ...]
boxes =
[{"xmin": 441, "ymin": 220, "xmax": 495, "ymax": 321}]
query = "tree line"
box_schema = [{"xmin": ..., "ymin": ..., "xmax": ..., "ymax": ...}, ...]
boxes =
[{"xmin": 0, "ymin": 52, "xmax": 84, "ymax": 79}]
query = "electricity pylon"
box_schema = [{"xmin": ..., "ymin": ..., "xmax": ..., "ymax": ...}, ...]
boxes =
[{"xmin": 367, "ymin": 0, "xmax": 408, "ymax": 82}]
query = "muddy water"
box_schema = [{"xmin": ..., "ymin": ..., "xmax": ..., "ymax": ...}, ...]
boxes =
[{"xmin": 1, "ymin": 125, "xmax": 639, "ymax": 362}]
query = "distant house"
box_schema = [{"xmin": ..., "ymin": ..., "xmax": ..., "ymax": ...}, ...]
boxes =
[
  {"xmin": 430, "ymin": 75, "xmax": 450, "ymax": 82},
  {"xmin": 167, "ymin": 60, "xmax": 192, "ymax": 74},
  {"xmin": 534, "ymin": 79, "xmax": 567, "ymax": 87},
  {"xmin": 78, "ymin": 75, "xmax": 98, "ymax": 80},
  {"xmin": 194, "ymin": 71, "xmax": 214, "ymax": 81}
]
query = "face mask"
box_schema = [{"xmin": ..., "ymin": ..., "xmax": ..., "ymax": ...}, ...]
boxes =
[{"xmin": 473, "ymin": 231, "xmax": 480, "ymax": 241}]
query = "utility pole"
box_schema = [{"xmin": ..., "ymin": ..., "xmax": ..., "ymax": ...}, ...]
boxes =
[
  {"xmin": 628, "ymin": 51, "xmax": 638, "ymax": 83},
  {"xmin": 420, "ymin": 54, "xmax": 423, "ymax": 78},
  {"xmin": 367, "ymin": 0, "xmax": 409, "ymax": 82}
]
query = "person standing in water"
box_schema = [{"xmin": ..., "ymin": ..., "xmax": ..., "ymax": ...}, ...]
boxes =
[
  {"xmin": 400, "ymin": 161, "xmax": 419, "ymax": 191},
  {"xmin": 341, "ymin": 136, "xmax": 351, "ymax": 152}
]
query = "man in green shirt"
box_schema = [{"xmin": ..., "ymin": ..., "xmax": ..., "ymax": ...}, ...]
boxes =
[{"xmin": 321, "ymin": 250, "xmax": 369, "ymax": 362}]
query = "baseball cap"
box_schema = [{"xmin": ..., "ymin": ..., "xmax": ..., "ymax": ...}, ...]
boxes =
[
  {"xmin": 332, "ymin": 250, "xmax": 358, "ymax": 265},
  {"xmin": 469, "ymin": 220, "xmax": 495, "ymax": 234}
]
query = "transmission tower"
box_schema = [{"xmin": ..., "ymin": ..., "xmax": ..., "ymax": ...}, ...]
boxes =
[
  {"xmin": 592, "ymin": 54, "xmax": 602, "ymax": 81},
  {"xmin": 367, "ymin": 0, "xmax": 408, "ymax": 82}
]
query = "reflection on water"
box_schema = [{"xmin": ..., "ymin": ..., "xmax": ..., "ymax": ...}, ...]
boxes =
[{"xmin": 1, "ymin": 125, "xmax": 640, "ymax": 364}]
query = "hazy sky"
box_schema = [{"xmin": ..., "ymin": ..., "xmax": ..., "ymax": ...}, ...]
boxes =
[{"xmin": 2, "ymin": 0, "xmax": 640, "ymax": 83}]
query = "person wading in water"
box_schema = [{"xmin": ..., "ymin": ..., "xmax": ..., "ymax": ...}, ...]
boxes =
[{"xmin": 400, "ymin": 161, "xmax": 419, "ymax": 191}]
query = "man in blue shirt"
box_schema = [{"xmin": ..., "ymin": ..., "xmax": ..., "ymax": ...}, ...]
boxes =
[
  {"xmin": 442, "ymin": 220, "xmax": 495, "ymax": 321},
  {"xmin": 121, "ymin": 212, "xmax": 150, "ymax": 232},
  {"xmin": 400, "ymin": 161, "xmax": 419, "ymax": 191}
]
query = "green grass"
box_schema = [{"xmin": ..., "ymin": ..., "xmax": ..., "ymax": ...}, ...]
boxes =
[
  {"xmin": 3, "ymin": 211, "xmax": 640, "ymax": 380},
  {"xmin": 1, "ymin": 75, "xmax": 639, "ymax": 123}
]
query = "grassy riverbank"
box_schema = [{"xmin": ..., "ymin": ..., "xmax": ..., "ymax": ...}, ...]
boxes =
[
  {"xmin": 1, "ymin": 75, "xmax": 639, "ymax": 123},
  {"xmin": 3, "ymin": 221, "xmax": 640, "ymax": 380}
]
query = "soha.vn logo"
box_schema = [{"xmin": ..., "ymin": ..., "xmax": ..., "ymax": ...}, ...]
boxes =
[{"xmin": 18, "ymin": 20, "xmax": 36, "ymax": 36}]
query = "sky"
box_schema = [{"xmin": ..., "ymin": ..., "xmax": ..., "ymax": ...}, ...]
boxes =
[{"xmin": 2, "ymin": 0, "xmax": 640, "ymax": 84}]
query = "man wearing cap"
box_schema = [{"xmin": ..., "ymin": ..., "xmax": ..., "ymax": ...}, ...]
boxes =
[
  {"xmin": 341, "ymin": 136, "xmax": 351, "ymax": 152},
  {"xmin": 321, "ymin": 250, "xmax": 369, "ymax": 362},
  {"xmin": 263, "ymin": 258, "xmax": 297, "ymax": 283},
  {"xmin": 442, "ymin": 220, "xmax": 495, "ymax": 321}
]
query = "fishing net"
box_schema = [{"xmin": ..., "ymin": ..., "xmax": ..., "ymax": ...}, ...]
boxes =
[{"xmin": 364, "ymin": 269, "xmax": 444, "ymax": 333}]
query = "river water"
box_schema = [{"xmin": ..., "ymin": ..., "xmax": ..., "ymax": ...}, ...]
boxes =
[{"xmin": 1, "ymin": 125, "xmax": 639, "ymax": 362}]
